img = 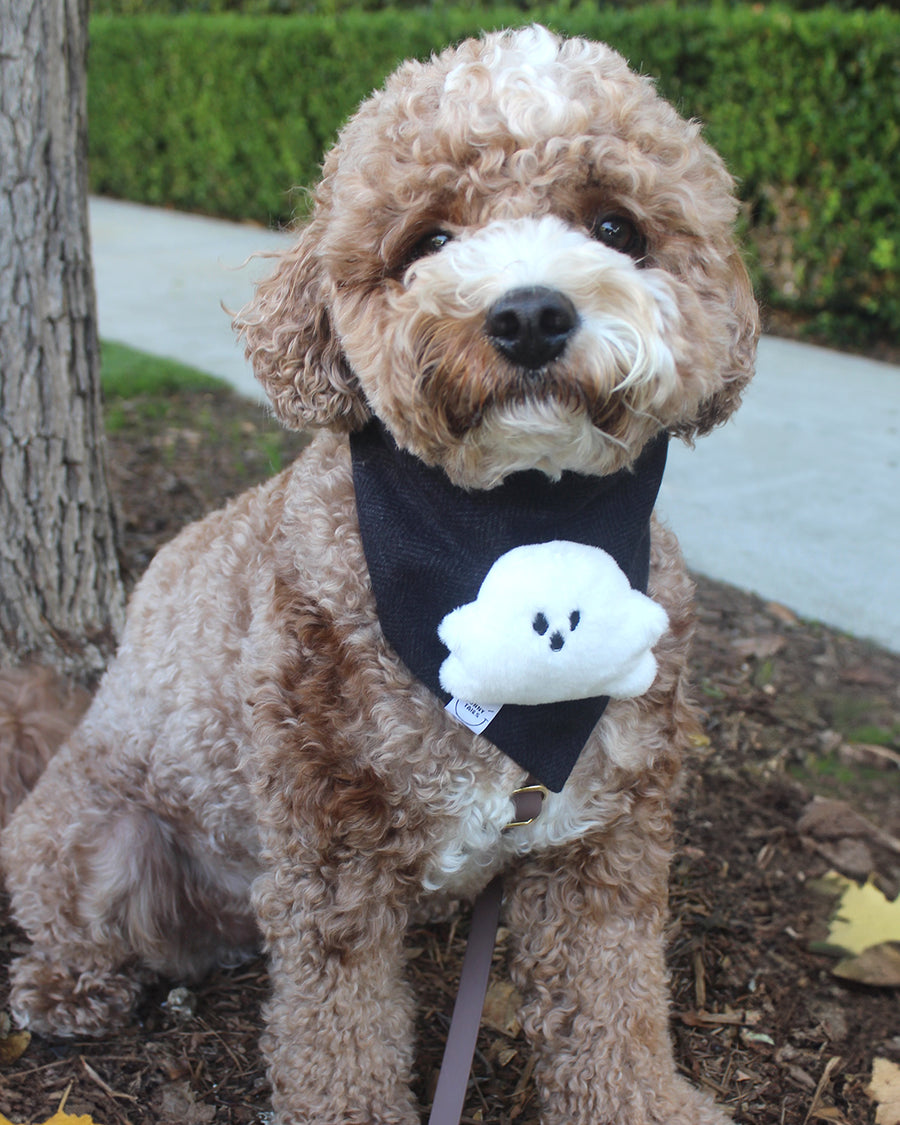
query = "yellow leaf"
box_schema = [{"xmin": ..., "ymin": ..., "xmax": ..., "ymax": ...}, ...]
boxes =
[
  {"xmin": 868, "ymin": 1058, "xmax": 900, "ymax": 1125},
  {"xmin": 43, "ymin": 1116, "xmax": 100, "ymax": 1125},
  {"xmin": 0, "ymin": 1029, "xmax": 30, "ymax": 1065},
  {"xmin": 822, "ymin": 873, "xmax": 900, "ymax": 956},
  {"xmin": 0, "ymin": 1112, "xmax": 102, "ymax": 1125}
]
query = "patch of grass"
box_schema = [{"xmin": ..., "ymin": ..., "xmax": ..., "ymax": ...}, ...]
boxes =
[
  {"xmin": 101, "ymin": 339, "xmax": 225, "ymax": 399},
  {"xmin": 255, "ymin": 432, "xmax": 286, "ymax": 475},
  {"xmin": 786, "ymin": 750, "xmax": 892, "ymax": 811},
  {"xmin": 843, "ymin": 723, "xmax": 900, "ymax": 749},
  {"xmin": 827, "ymin": 696, "xmax": 900, "ymax": 747},
  {"xmin": 790, "ymin": 753, "xmax": 884, "ymax": 786},
  {"xmin": 99, "ymin": 339, "xmax": 310, "ymax": 510},
  {"xmin": 100, "ymin": 339, "xmax": 238, "ymax": 436},
  {"xmin": 699, "ymin": 679, "xmax": 727, "ymax": 701}
]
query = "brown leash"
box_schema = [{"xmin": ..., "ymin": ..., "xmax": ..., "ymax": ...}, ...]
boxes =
[{"xmin": 427, "ymin": 782, "xmax": 547, "ymax": 1125}]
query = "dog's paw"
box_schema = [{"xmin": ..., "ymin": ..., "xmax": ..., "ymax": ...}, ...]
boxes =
[{"xmin": 8, "ymin": 950, "xmax": 144, "ymax": 1037}]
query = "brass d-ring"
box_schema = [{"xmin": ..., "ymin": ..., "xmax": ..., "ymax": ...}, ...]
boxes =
[{"xmin": 504, "ymin": 782, "xmax": 549, "ymax": 830}]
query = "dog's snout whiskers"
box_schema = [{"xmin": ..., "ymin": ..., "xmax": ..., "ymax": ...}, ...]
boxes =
[{"xmin": 485, "ymin": 286, "xmax": 579, "ymax": 371}]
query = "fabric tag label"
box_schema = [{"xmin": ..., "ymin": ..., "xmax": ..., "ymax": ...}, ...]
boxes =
[{"xmin": 445, "ymin": 697, "xmax": 502, "ymax": 735}]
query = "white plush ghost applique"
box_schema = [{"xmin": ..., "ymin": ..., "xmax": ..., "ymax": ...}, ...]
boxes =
[{"xmin": 437, "ymin": 541, "xmax": 668, "ymax": 707}]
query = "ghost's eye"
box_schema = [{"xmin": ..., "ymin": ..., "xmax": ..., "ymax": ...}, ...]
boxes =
[
  {"xmin": 532, "ymin": 612, "xmax": 549, "ymax": 636},
  {"xmin": 569, "ymin": 610, "xmax": 581, "ymax": 631}
]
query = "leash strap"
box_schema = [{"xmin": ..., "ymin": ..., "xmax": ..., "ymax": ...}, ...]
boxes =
[
  {"xmin": 427, "ymin": 874, "xmax": 504, "ymax": 1125},
  {"xmin": 427, "ymin": 782, "xmax": 547, "ymax": 1125}
]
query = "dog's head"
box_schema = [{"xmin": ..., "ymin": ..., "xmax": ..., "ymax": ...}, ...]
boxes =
[{"xmin": 237, "ymin": 26, "xmax": 758, "ymax": 488}]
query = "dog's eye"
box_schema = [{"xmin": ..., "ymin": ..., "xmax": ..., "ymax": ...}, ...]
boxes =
[
  {"xmin": 591, "ymin": 215, "xmax": 646, "ymax": 261},
  {"xmin": 407, "ymin": 230, "xmax": 454, "ymax": 263}
]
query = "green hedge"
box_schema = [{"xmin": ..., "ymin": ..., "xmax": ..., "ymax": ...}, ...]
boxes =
[
  {"xmin": 88, "ymin": 6, "xmax": 900, "ymax": 347},
  {"xmin": 92, "ymin": 0, "xmax": 893, "ymax": 15}
]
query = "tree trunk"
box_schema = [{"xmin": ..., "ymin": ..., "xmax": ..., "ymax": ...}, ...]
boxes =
[{"xmin": 0, "ymin": 0, "xmax": 125, "ymax": 683}]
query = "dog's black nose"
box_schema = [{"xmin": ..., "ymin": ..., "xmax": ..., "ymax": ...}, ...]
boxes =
[{"xmin": 485, "ymin": 287, "xmax": 579, "ymax": 370}]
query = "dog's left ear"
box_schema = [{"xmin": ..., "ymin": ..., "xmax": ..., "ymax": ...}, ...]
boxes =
[
  {"xmin": 235, "ymin": 217, "xmax": 370, "ymax": 432},
  {"xmin": 689, "ymin": 250, "xmax": 760, "ymax": 437}
]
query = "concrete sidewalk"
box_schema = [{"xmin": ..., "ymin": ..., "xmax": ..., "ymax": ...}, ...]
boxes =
[{"xmin": 89, "ymin": 196, "xmax": 900, "ymax": 653}]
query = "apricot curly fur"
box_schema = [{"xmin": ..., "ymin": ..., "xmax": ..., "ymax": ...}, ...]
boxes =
[
  {"xmin": 3, "ymin": 25, "xmax": 756, "ymax": 1124},
  {"xmin": 0, "ymin": 666, "xmax": 89, "ymax": 826}
]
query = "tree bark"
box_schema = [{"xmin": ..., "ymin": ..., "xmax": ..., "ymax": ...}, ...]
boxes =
[{"xmin": 0, "ymin": 0, "xmax": 125, "ymax": 682}]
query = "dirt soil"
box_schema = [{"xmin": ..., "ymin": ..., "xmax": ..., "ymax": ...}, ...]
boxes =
[{"xmin": 1, "ymin": 384, "xmax": 898, "ymax": 1125}]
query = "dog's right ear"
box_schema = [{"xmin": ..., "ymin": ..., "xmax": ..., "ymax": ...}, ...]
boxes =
[{"xmin": 235, "ymin": 219, "xmax": 370, "ymax": 432}]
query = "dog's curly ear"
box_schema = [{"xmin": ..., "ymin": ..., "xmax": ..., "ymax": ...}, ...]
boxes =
[
  {"xmin": 235, "ymin": 219, "xmax": 370, "ymax": 432},
  {"xmin": 689, "ymin": 250, "xmax": 760, "ymax": 439}
]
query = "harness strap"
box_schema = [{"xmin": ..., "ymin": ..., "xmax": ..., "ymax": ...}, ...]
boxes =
[{"xmin": 427, "ymin": 781, "xmax": 547, "ymax": 1125}]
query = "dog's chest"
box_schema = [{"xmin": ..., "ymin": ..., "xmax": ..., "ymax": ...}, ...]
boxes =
[
  {"xmin": 278, "ymin": 434, "xmax": 619, "ymax": 895},
  {"xmin": 421, "ymin": 771, "xmax": 598, "ymax": 897}
]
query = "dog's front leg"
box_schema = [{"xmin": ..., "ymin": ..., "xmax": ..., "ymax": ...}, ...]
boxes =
[
  {"xmin": 505, "ymin": 817, "xmax": 730, "ymax": 1125},
  {"xmin": 253, "ymin": 824, "xmax": 422, "ymax": 1125}
]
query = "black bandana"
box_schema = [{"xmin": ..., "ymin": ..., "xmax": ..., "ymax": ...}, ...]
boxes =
[{"xmin": 350, "ymin": 420, "xmax": 668, "ymax": 792}]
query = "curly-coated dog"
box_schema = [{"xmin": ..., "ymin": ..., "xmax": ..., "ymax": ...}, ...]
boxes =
[{"xmin": 3, "ymin": 26, "xmax": 758, "ymax": 1125}]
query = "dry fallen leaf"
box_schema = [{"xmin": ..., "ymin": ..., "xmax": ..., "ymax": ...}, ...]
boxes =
[
  {"xmin": 764, "ymin": 601, "xmax": 799, "ymax": 626},
  {"xmin": 678, "ymin": 1009, "xmax": 762, "ymax": 1027},
  {"xmin": 832, "ymin": 942, "xmax": 900, "ymax": 988},
  {"xmin": 152, "ymin": 1079, "xmax": 215, "ymax": 1124},
  {"xmin": 868, "ymin": 1058, "xmax": 900, "ymax": 1125},
  {"xmin": 803, "ymin": 1056, "xmax": 845, "ymax": 1125},
  {"xmin": 731, "ymin": 633, "xmax": 786, "ymax": 660},
  {"xmin": 808, "ymin": 1108, "xmax": 850, "ymax": 1124},
  {"xmin": 812, "ymin": 838, "xmax": 876, "ymax": 881},
  {"xmin": 798, "ymin": 797, "xmax": 882, "ymax": 841},
  {"xmin": 495, "ymin": 1046, "xmax": 518, "ymax": 1067},
  {"xmin": 481, "ymin": 979, "xmax": 522, "ymax": 1037},
  {"xmin": 816, "ymin": 873, "xmax": 900, "ymax": 957},
  {"xmin": 838, "ymin": 741, "xmax": 900, "ymax": 769}
]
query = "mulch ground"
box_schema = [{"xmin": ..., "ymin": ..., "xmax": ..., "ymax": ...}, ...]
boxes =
[{"xmin": 1, "ymin": 383, "xmax": 897, "ymax": 1125}]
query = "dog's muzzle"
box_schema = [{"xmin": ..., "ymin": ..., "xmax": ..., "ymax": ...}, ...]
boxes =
[{"xmin": 485, "ymin": 286, "xmax": 579, "ymax": 370}]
